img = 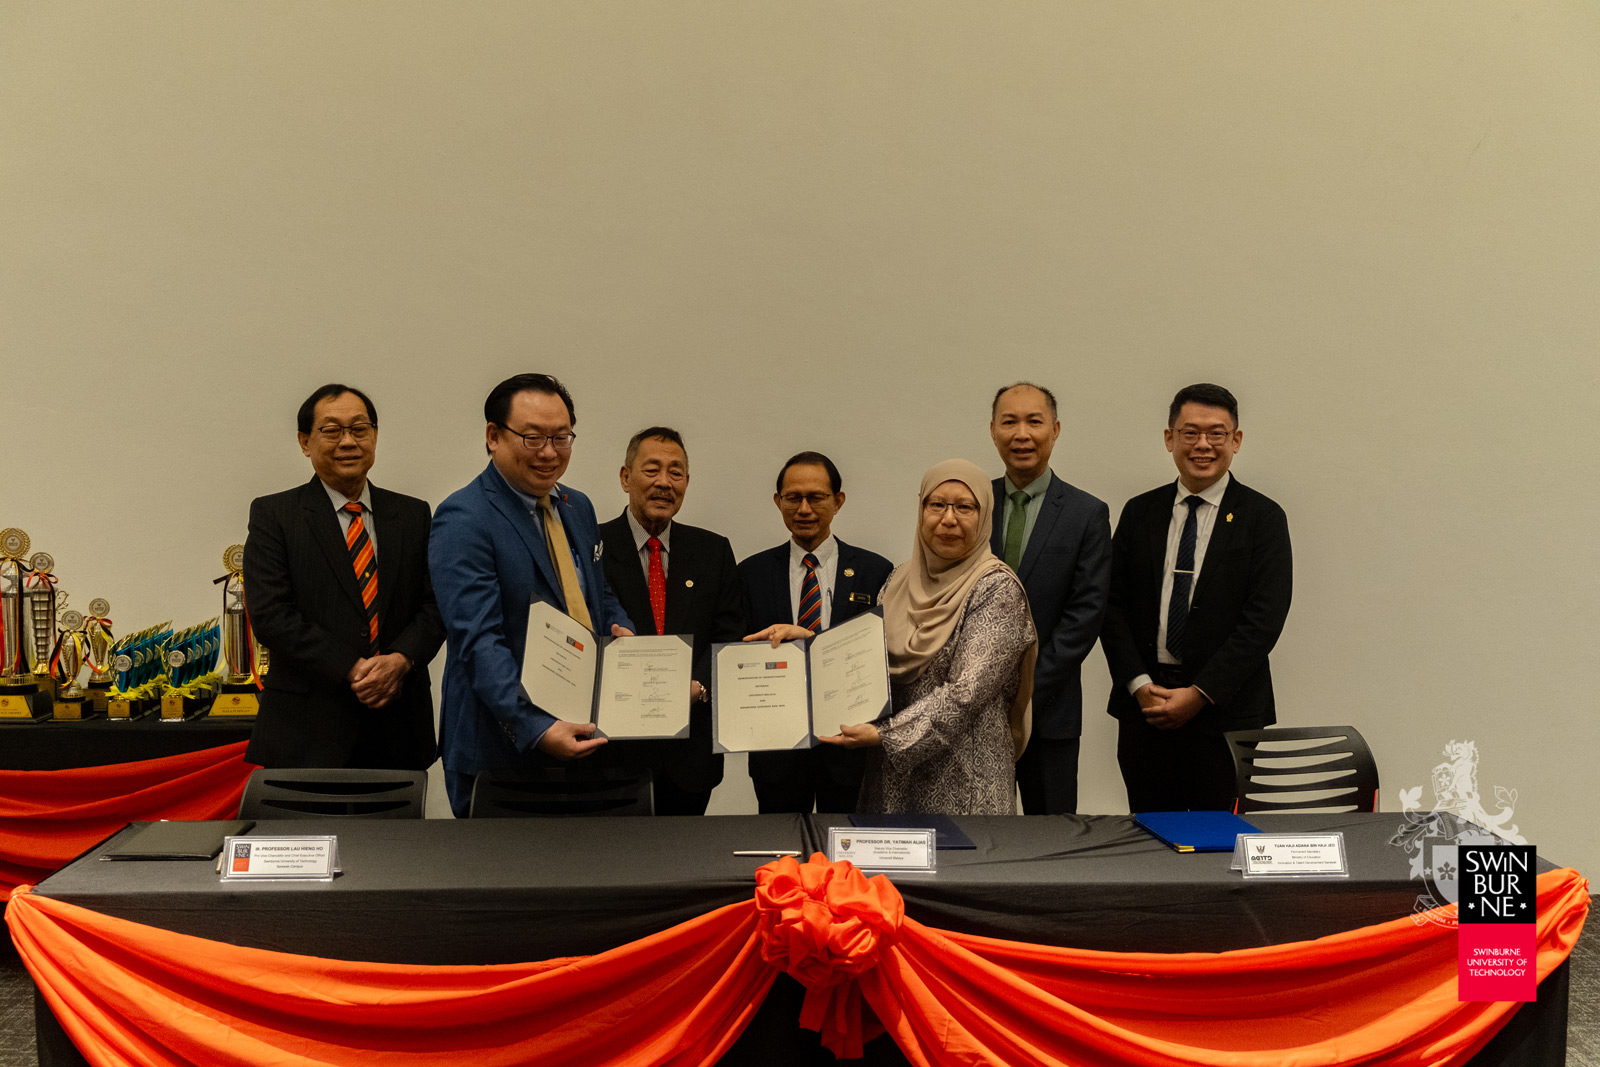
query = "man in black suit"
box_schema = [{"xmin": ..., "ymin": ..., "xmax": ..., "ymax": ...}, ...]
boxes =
[
  {"xmin": 989, "ymin": 382, "xmax": 1111, "ymax": 815},
  {"xmin": 244, "ymin": 384, "xmax": 445, "ymax": 770},
  {"xmin": 739, "ymin": 452, "xmax": 895, "ymax": 813},
  {"xmin": 597, "ymin": 427, "xmax": 744, "ymax": 816},
  {"xmin": 1101, "ymin": 383, "xmax": 1292, "ymax": 812}
]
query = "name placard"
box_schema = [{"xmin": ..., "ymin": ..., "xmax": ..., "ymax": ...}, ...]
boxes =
[
  {"xmin": 1233, "ymin": 833, "xmax": 1348, "ymax": 878},
  {"xmin": 827, "ymin": 827, "xmax": 935, "ymax": 871},
  {"xmin": 220, "ymin": 836, "xmax": 339, "ymax": 882}
]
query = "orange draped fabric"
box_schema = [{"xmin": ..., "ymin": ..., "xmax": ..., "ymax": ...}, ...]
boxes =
[
  {"xmin": 6, "ymin": 855, "xmax": 1587, "ymax": 1067},
  {"xmin": 0, "ymin": 741, "xmax": 254, "ymax": 899}
]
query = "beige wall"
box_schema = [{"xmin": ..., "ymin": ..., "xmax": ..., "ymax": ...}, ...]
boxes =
[{"xmin": 3, "ymin": 3, "xmax": 1596, "ymax": 872}]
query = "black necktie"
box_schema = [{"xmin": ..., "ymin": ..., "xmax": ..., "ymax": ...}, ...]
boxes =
[{"xmin": 1165, "ymin": 495, "xmax": 1204, "ymax": 661}]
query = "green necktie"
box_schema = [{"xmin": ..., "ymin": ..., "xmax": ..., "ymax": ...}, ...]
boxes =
[{"xmin": 1003, "ymin": 490, "xmax": 1030, "ymax": 571}]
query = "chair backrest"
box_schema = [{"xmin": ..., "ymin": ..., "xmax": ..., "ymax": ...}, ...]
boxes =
[
  {"xmin": 469, "ymin": 768, "xmax": 653, "ymax": 818},
  {"xmin": 1225, "ymin": 726, "xmax": 1379, "ymax": 814},
  {"xmin": 237, "ymin": 768, "xmax": 427, "ymax": 819}
]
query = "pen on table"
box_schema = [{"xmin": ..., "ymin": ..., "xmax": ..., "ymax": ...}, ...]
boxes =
[{"xmin": 733, "ymin": 850, "xmax": 801, "ymax": 857}]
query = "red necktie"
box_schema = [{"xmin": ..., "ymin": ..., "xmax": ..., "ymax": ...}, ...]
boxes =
[
  {"xmin": 344, "ymin": 502, "xmax": 379, "ymax": 653},
  {"xmin": 646, "ymin": 536, "xmax": 666, "ymax": 636}
]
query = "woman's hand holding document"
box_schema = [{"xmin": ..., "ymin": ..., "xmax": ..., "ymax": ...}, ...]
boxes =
[
  {"xmin": 520, "ymin": 601, "xmax": 693, "ymax": 739},
  {"xmin": 713, "ymin": 610, "xmax": 890, "ymax": 753}
]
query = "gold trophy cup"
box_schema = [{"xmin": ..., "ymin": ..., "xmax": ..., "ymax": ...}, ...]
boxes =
[
  {"xmin": 213, "ymin": 545, "xmax": 260, "ymax": 716},
  {"xmin": 51, "ymin": 608, "xmax": 89, "ymax": 719},
  {"xmin": 85, "ymin": 598, "xmax": 115, "ymax": 715}
]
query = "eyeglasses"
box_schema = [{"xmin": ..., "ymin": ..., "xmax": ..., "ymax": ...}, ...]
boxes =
[
  {"xmin": 923, "ymin": 499, "xmax": 979, "ymax": 520},
  {"xmin": 779, "ymin": 492, "xmax": 835, "ymax": 509},
  {"xmin": 500, "ymin": 427, "xmax": 577, "ymax": 452},
  {"xmin": 1172, "ymin": 429, "xmax": 1234, "ymax": 446},
  {"xmin": 315, "ymin": 422, "xmax": 376, "ymax": 442}
]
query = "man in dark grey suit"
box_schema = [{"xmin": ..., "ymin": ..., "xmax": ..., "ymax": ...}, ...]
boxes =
[
  {"xmin": 989, "ymin": 382, "xmax": 1111, "ymax": 815},
  {"xmin": 244, "ymin": 384, "xmax": 444, "ymax": 770},
  {"xmin": 597, "ymin": 427, "xmax": 745, "ymax": 816}
]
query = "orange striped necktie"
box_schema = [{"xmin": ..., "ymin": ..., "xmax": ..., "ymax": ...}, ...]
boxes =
[{"xmin": 343, "ymin": 502, "xmax": 379, "ymax": 653}]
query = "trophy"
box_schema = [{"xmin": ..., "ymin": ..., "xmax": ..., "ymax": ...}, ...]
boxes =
[
  {"xmin": 160, "ymin": 618, "xmax": 221, "ymax": 720},
  {"xmin": 84, "ymin": 598, "xmax": 115, "ymax": 716},
  {"xmin": 0, "ymin": 528, "xmax": 47, "ymax": 719},
  {"xmin": 22, "ymin": 551, "xmax": 60, "ymax": 691},
  {"xmin": 212, "ymin": 545, "xmax": 260, "ymax": 717},
  {"xmin": 107, "ymin": 621, "xmax": 170, "ymax": 720},
  {"xmin": 50, "ymin": 608, "xmax": 90, "ymax": 719}
]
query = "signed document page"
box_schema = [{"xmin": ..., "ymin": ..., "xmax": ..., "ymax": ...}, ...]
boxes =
[
  {"xmin": 520, "ymin": 600, "xmax": 599, "ymax": 724},
  {"xmin": 596, "ymin": 635, "xmax": 692, "ymax": 739},
  {"xmin": 808, "ymin": 610, "xmax": 890, "ymax": 734},
  {"xmin": 713, "ymin": 642, "xmax": 810, "ymax": 752}
]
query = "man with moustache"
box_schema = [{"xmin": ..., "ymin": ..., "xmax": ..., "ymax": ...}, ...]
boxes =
[
  {"xmin": 430, "ymin": 374, "xmax": 634, "ymax": 818},
  {"xmin": 597, "ymin": 427, "xmax": 744, "ymax": 816},
  {"xmin": 738, "ymin": 452, "xmax": 895, "ymax": 813},
  {"xmin": 988, "ymin": 382, "xmax": 1112, "ymax": 815},
  {"xmin": 1101, "ymin": 383, "xmax": 1293, "ymax": 812},
  {"xmin": 244, "ymin": 383, "xmax": 445, "ymax": 770}
]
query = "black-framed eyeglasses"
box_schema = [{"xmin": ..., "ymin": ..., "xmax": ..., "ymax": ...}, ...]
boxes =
[
  {"xmin": 315, "ymin": 422, "xmax": 376, "ymax": 442},
  {"xmin": 499, "ymin": 426, "xmax": 576, "ymax": 452}
]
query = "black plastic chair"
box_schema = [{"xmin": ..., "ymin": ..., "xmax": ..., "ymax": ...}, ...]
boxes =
[
  {"xmin": 1225, "ymin": 726, "xmax": 1379, "ymax": 814},
  {"xmin": 237, "ymin": 768, "xmax": 427, "ymax": 819},
  {"xmin": 469, "ymin": 767, "xmax": 653, "ymax": 817}
]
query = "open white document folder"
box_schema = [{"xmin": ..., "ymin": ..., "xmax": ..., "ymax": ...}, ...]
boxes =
[
  {"xmin": 711, "ymin": 608, "xmax": 890, "ymax": 753},
  {"xmin": 519, "ymin": 600, "xmax": 694, "ymax": 739}
]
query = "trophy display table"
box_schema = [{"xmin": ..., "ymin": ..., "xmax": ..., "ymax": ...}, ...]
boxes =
[
  {"xmin": 23, "ymin": 813, "xmax": 1574, "ymax": 1067},
  {"xmin": 0, "ymin": 718, "xmax": 253, "ymax": 772}
]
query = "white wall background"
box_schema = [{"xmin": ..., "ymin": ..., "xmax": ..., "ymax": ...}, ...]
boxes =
[{"xmin": 3, "ymin": 2, "xmax": 1596, "ymax": 873}]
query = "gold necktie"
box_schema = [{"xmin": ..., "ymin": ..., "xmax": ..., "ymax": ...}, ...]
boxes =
[{"xmin": 539, "ymin": 496, "xmax": 594, "ymax": 631}]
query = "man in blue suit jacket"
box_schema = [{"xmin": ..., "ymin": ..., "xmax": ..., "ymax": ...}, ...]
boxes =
[
  {"xmin": 430, "ymin": 374, "xmax": 634, "ymax": 817},
  {"xmin": 739, "ymin": 452, "xmax": 895, "ymax": 813},
  {"xmin": 989, "ymin": 382, "xmax": 1112, "ymax": 815}
]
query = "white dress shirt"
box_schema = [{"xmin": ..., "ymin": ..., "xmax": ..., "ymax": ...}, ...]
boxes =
[
  {"xmin": 626, "ymin": 508, "xmax": 672, "ymax": 579},
  {"xmin": 788, "ymin": 535, "xmax": 839, "ymax": 631},
  {"xmin": 1128, "ymin": 471, "xmax": 1231, "ymax": 695},
  {"xmin": 321, "ymin": 479, "xmax": 376, "ymax": 555}
]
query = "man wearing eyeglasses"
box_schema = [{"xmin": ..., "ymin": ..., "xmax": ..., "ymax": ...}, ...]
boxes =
[
  {"xmin": 1100, "ymin": 383, "xmax": 1293, "ymax": 812},
  {"xmin": 737, "ymin": 452, "xmax": 894, "ymax": 813},
  {"xmin": 595, "ymin": 427, "xmax": 745, "ymax": 816},
  {"xmin": 430, "ymin": 374, "xmax": 635, "ymax": 818},
  {"xmin": 243, "ymin": 383, "xmax": 445, "ymax": 771}
]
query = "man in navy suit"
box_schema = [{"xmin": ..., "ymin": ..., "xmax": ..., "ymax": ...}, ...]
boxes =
[
  {"xmin": 430, "ymin": 374, "xmax": 634, "ymax": 818},
  {"xmin": 1100, "ymin": 383, "xmax": 1293, "ymax": 812},
  {"xmin": 989, "ymin": 382, "xmax": 1112, "ymax": 815},
  {"xmin": 597, "ymin": 427, "xmax": 745, "ymax": 816},
  {"xmin": 738, "ymin": 452, "xmax": 895, "ymax": 813}
]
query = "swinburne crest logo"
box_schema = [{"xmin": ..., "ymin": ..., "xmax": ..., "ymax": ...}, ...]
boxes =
[{"xmin": 1456, "ymin": 845, "xmax": 1537, "ymax": 1002}]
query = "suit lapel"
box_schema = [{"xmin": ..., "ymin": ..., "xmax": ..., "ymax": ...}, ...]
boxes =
[
  {"xmin": 482, "ymin": 467, "xmax": 562, "ymax": 609},
  {"xmin": 1147, "ymin": 482, "xmax": 1177, "ymax": 584},
  {"xmin": 1016, "ymin": 478, "xmax": 1065, "ymax": 581},
  {"xmin": 369, "ymin": 484, "xmax": 399, "ymax": 629},
  {"xmin": 1192, "ymin": 476, "xmax": 1242, "ymax": 602},
  {"xmin": 989, "ymin": 478, "xmax": 1006, "ymax": 557},
  {"xmin": 301, "ymin": 479, "xmax": 367, "ymax": 617},
  {"xmin": 663, "ymin": 523, "xmax": 695, "ymax": 634}
]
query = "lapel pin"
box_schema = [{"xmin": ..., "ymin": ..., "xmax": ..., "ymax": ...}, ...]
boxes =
[
  {"xmin": 685, "ymin": 579, "xmax": 694, "ymax": 588},
  {"xmin": 843, "ymin": 567, "xmax": 855, "ymax": 577},
  {"xmin": 1226, "ymin": 513, "xmax": 1234, "ymax": 523}
]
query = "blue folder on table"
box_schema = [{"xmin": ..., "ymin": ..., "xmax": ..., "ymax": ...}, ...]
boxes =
[{"xmin": 1135, "ymin": 811, "xmax": 1259, "ymax": 853}]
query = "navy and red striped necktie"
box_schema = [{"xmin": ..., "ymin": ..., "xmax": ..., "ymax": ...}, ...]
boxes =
[{"xmin": 798, "ymin": 553, "xmax": 821, "ymax": 633}]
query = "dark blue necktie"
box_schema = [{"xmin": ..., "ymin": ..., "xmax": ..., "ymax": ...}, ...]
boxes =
[
  {"xmin": 1165, "ymin": 495, "xmax": 1204, "ymax": 661},
  {"xmin": 798, "ymin": 553, "xmax": 822, "ymax": 632}
]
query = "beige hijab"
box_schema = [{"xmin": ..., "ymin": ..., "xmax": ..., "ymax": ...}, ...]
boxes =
[{"xmin": 882, "ymin": 458, "xmax": 1037, "ymax": 759}]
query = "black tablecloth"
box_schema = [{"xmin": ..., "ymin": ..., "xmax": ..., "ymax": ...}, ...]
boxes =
[
  {"xmin": 0, "ymin": 718, "xmax": 253, "ymax": 771},
  {"xmin": 27, "ymin": 814, "xmax": 1571, "ymax": 1067}
]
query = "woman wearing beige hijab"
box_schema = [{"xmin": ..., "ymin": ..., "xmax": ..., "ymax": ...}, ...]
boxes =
[{"xmin": 752, "ymin": 459, "xmax": 1037, "ymax": 814}]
